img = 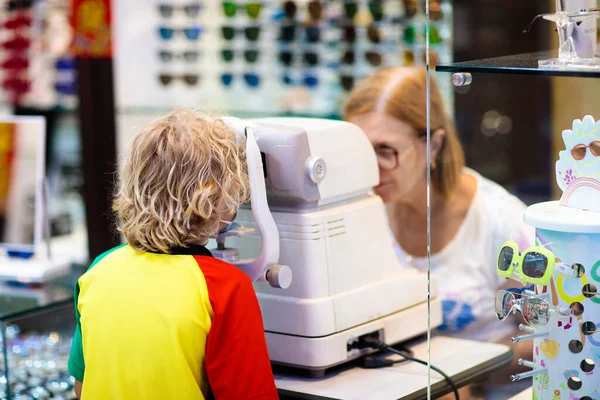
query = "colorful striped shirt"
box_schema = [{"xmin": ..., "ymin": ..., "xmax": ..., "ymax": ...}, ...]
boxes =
[{"xmin": 68, "ymin": 243, "xmax": 278, "ymax": 400}]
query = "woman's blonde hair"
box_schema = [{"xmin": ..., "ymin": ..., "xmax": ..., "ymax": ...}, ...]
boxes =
[
  {"xmin": 343, "ymin": 66, "xmax": 465, "ymax": 200},
  {"xmin": 113, "ymin": 109, "xmax": 250, "ymax": 253}
]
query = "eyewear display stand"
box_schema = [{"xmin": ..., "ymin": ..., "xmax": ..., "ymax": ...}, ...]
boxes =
[{"xmin": 512, "ymin": 115, "xmax": 600, "ymax": 400}]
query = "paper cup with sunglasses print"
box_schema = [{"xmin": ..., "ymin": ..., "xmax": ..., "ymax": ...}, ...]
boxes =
[{"xmin": 556, "ymin": 115, "xmax": 600, "ymax": 212}]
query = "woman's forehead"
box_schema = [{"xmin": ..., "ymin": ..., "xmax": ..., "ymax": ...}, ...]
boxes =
[{"xmin": 349, "ymin": 112, "xmax": 417, "ymax": 144}]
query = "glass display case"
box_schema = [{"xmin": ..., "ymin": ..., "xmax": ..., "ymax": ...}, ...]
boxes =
[{"xmin": 0, "ymin": 277, "xmax": 77, "ymax": 399}]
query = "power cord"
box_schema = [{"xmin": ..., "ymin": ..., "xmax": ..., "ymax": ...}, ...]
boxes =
[{"xmin": 361, "ymin": 337, "xmax": 460, "ymax": 400}]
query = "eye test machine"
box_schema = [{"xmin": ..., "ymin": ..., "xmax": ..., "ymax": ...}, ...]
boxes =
[
  {"xmin": 213, "ymin": 117, "xmax": 442, "ymax": 375},
  {"xmin": 0, "ymin": 116, "xmax": 70, "ymax": 284}
]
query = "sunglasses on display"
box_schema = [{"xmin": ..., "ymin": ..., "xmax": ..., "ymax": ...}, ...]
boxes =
[
  {"xmin": 158, "ymin": 26, "xmax": 203, "ymax": 41},
  {"xmin": 2, "ymin": 36, "xmax": 30, "ymax": 51},
  {"xmin": 342, "ymin": 1, "xmax": 383, "ymax": 21},
  {"xmin": 2, "ymin": 76, "xmax": 30, "ymax": 93},
  {"xmin": 341, "ymin": 25, "xmax": 381, "ymax": 44},
  {"xmin": 571, "ymin": 141, "xmax": 600, "ymax": 160},
  {"xmin": 401, "ymin": 0, "xmax": 443, "ymax": 20},
  {"xmin": 497, "ymin": 240, "xmax": 584, "ymax": 286},
  {"xmin": 221, "ymin": 49, "xmax": 260, "ymax": 63},
  {"xmin": 402, "ymin": 49, "xmax": 440, "ymax": 67},
  {"xmin": 282, "ymin": 72, "xmax": 319, "ymax": 88},
  {"xmin": 341, "ymin": 49, "xmax": 383, "ymax": 67},
  {"xmin": 403, "ymin": 25, "xmax": 442, "ymax": 46},
  {"xmin": 158, "ymin": 73, "xmax": 200, "ymax": 86},
  {"xmin": 7, "ymin": 0, "xmax": 33, "ymax": 10},
  {"xmin": 158, "ymin": 3, "xmax": 202, "ymax": 18},
  {"xmin": 495, "ymin": 290, "xmax": 571, "ymax": 329},
  {"xmin": 222, "ymin": 1, "xmax": 262, "ymax": 19},
  {"xmin": 1, "ymin": 56, "xmax": 28, "ymax": 71},
  {"xmin": 55, "ymin": 81, "xmax": 76, "ymax": 95},
  {"xmin": 221, "ymin": 26, "xmax": 261, "ymax": 41},
  {"xmin": 159, "ymin": 50, "xmax": 200, "ymax": 63},
  {"xmin": 3, "ymin": 14, "xmax": 32, "ymax": 30},
  {"xmin": 278, "ymin": 50, "xmax": 319, "ymax": 67},
  {"xmin": 221, "ymin": 72, "xmax": 261, "ymax": 88},
  {"xmin": 56, "ymin": 58, "xmax": 76, "ymax": 70}
]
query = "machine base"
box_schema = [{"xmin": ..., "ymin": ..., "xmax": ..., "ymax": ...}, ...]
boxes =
[{"xmin": 266, "ymin": 297, "xmax": 443, "ymax": 376}]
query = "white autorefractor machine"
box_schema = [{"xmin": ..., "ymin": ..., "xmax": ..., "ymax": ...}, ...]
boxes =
[{"xmin": 213, "ymin": 117, "xmax": 442, "ymax": 375}]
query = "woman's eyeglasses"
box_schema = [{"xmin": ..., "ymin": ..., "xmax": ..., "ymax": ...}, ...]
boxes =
[
  {"xmin": 158, "ymin": 3, "xmax": 202, "ymax": 18},
  {"xmin": 497, "ymin": 240, "xmax": 583, "ymax": 286},
  {"xmin": 374, "ymin": 142, "xmax": 418, "ymax": 171},
  {"xmin": 158, "ymin": 26, "xmax": 203, "ymax": 41},
  {"xmin": 222, "ymin": 1, "xmax": 263, "ymax": 19},
  {"xmin": 571, "ymin": 141, "xmax": 600, "ymax": 160}
]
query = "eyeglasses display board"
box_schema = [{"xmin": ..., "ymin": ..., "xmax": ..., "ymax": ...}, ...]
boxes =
[
  {"xmin": 114, "ymin": 0, "xmax": 454, "ymax": 116},
  {"xmin": 0, "ymin": 0, "xmax": 76, "ymax": 109}
]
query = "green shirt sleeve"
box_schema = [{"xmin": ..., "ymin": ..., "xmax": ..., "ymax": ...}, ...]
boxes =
[{"xmin": 68, "ymin": 281, "xmax": 85, "ymax": 381}]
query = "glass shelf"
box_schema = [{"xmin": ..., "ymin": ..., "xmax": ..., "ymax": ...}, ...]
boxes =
[{"xmin": 436, "ymin": 50, "xmax": 600, "ymax": 78}]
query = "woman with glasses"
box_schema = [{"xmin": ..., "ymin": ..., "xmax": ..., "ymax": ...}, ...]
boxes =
[{"xmin": 344, "ymin": 66, "xmax": 534, "ymax": 397}]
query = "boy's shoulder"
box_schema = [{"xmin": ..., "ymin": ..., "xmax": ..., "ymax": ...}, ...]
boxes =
[{"xmin": 192, "ymin": 255, "xmax": 253, "ymax": 286}]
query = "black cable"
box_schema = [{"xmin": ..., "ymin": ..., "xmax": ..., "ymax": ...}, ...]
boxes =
[
  {"xmin": 362, "ymin": 338, "xmax": 460, "ymax": 400},
  {"xmin": 362, "ymin": 347, "xmax": 413, "ymax": 369}
]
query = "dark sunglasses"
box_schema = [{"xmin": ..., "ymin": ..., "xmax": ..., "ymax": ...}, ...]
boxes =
[
  {"xmin": 221, "ymin": 26, "xmax": 261, "ymax": 41},
  {"xmin": 7, "ymin": 0, "xmax": 33, "ymax": 10},
  {"xmin": 222, "ymin": 1, "xmax": 263, "ymax": 19},
  {"xmin": 282, "ymin": 72, "xmax": 319, "ymax": 88},
  {"xmin": 282, "ymin": 0, "xmax": 297, "ymax": 19},
  {"xmin": 221, "ymin": 49, "xmax": 260, "ymax": 63},
  {"xmin": 158, "ymin": 3, "xmax": 202, "ymax": 18},
  {"xmin": 158, "ymin": 26, "xmax": 203, "ymax": 41},
  {"xmin": 220, "ymin": 73, "xmax": 261, "ymax": 88},
  {"xmin": 159, "ymin": 50, "xmax": 200, "ymax": 63},
  {"xmin": 341, "ymin": 50, "xmax": 382, "ymax": 66},
  {"xmin": 278, "ymin": 51, "xmax": 319, "ymax": 67},
  {"xmin": 341, "ymin": 25, "xmax": 380, "ymax": 44},
  {"xmin": 279, "ymin": 24, "xmax": 296, "ymax": 42},
  {"xmin": 158, "ymin": 73, "xmax": 200, "ymax": 86}
]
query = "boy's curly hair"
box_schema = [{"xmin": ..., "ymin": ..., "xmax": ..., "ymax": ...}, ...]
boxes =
[{"xmin": 113, "ymin": 109, "xmax": 250, "ymax": 253}]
